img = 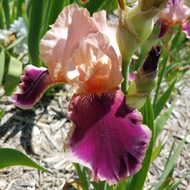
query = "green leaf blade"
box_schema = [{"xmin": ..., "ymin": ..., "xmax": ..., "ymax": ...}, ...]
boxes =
[
  {"xmin": 28, "ymin": 0, "xmax": 50, "ymax": 66},
  {"xmin": 2, "ymin": 0, "xmax": 10, "ymax": 29},
  {"xmin": 4, "ymin": 56, "xmax": 22, "ymax": 96},
  {"xmin": 154, "ymin": 102, "xmax": 174, "ymax": 142},
  {"xmin": 73, "ymin": 163, "xmax": 90, "ymax": 190},
  {"xmin": 0, "ymin": 4, "xmax": 4, "ymax": 29},
  {"xmin": 84, "ymin": 0, "xmax": 106, "ymax": 15},
  {"xmin": 154, "ymin": 138, "xmax": 186, "ymax": 190},
  {"xmin": 47, "ymin": 0, "xmax": 69, "ymax": 29},
  {"xmin": 0, "ymin": 109, "xmax": 5, "ymax": 119},
  {"xmin": 154, "ymin": 79, "xmax": 176, "ymax": 119},
  {"xmin": 16, "ymin": 0, "xmax": 25, "ymax": 18},
  {"xmin": 0, "ymin": 148, "xmax": 50, "ymax": 173}
]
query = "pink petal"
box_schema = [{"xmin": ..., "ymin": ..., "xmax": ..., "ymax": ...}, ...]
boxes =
[
  {"xmin": 65, "ymin": 88, "xmax": 151, "ymax": 185},
  {"xmin": 70, "ymin": 32, "xmax": 123, "ymax": 93},
  {"xmin": 10, "ymin": 65, "xmax": 64, "ymax": 109},
  {"xmin": 129, "ymin": 72, "xmax": 136, "ymax": 81},
  {"xmin": 60, "ymin": 5, "xmax": 98, "ymax": 82},
  {"xmin": 182, "ymin": 22, "xmax": 190, "ymax": 39},
  {"xmin": 40, "ymin": 4, "xmax": 122, "ymax": 94},
  {"xmin": 39, "ymin": 4, "xmax": 81, "ymax": 78},
  {"xmin": 159, "ymin": 0, "xmax": 190, "ymax": 25},
  {"xmin": 92, "ymin": 11, "xmax": 121, "ymax": 64}
]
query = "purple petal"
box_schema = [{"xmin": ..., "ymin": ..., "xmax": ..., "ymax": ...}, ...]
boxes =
[
  {"xmin": 66, "ymin": 88, "xmax": 151, "ymax": 185},
  {"xmin": 182, "ymin": 22, "xmax": 190, "ymax": 39},
  {"xmin": 158, "ymin": 21, "xmax": 169, "ymax": 39},
  {"xmin": 10, "ymin": 65, "xmax": 56, "ymax": 109}
]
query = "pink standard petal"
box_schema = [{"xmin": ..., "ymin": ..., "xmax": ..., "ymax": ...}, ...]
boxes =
[
  {"xmin": 39, "ymin": 4, "xmax": 81, "ymax": 78},
  {"xmin": 66, "ymin": 88, "xmax": 151, "ymax": 185},
  {"xmin": 10, "ymin": 65, "xmax": 64, "ymax": 109},
  {"xmin": 70, "ymin": 32, "xmax": 123, "ymax": 93}
]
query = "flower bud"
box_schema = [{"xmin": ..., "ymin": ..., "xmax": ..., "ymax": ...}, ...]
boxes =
[
  {"xmin": 126, "ymin": 46, "xmax": 161, "ymax": 109},
  {"xmin": 139, "ymin": 0, "xmax": 168, "ymax": 12},
  {"xmin": 117, "ymin": 2, "xmax": 164, "ymax": 61},
  {"xmin": 140, "ymin": 20, "xmax": 162, "ymax": 55}
]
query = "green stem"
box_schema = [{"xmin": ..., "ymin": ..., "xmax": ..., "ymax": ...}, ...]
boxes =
[{"xmin": 121, "ymin": 59, "xmax": 130, "ymax": 95}]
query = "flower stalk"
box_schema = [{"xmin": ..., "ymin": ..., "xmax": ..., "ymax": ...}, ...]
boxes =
[{"xmin": 121, "ymin": 59, "xmax": 130, "ymax": 94}]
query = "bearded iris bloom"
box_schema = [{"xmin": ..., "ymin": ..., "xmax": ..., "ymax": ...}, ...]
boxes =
[
  {"xmin": 158, "ymin": 0, "xmax": 190, "ymax": 38},
  {"xmin": 10, "ymin": 4, "xmax": 157, "ymax": 185}
]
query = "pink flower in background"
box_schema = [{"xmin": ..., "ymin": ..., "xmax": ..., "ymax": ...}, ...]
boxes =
[
  {"xmin": 11, "ymin": 4, "xmax": 152, "ymax": 185},
  {"xmin": 158, "ymin": 0, "xmax": 190, "ymax": 38}
]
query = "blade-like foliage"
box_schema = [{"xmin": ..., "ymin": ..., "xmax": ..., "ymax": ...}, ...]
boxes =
[
  {"xmin": 0, "ymin": 3, "xmax": 4, "ymax": 29},
  {"xmin": 0, "ymin": 48, "xmax": 5, "ymax": 87},
  {"xmin": 114, "ymin": 179, "xmax": 128, "ymax": 190},
  {"xmin": 164, "ymin": 170, "xmax": 190, "ymax": 190},
  {"xmin": 154, "ymin": 138, "xmax": 185, "ymax": 190},
  {"xmin": 154, "ymin": 102, "xmax": 174, "ymax": 142},
  {"xmin": 0, "ymin": 148, "xmax": 50, "ymax": 173},
  {"xmin": 2, "ymin": 0, "xmax": 10, "ymax": 29},
  {"xmin": 154, "ymin": 79, "xmax": 176, "ymax": 119},
  {"xmin": 47, "ymin": 0, "xmax": 70, "ymax": 29},
  {"xmin": 84, "ymin": 0, "xmax": 106, "ymax": 15},
  {"xmin": 4, "ymin": 55, "xmax": 22, "ymax": 96},
  {"xmin": 0, "ymin": 109, "xmax": 5, "ymax": 119},
  {"xmin": 150, "ymin": 142, "xmax": 162, "ymax": 163},
  {"xmin": 17, "ymin": 0, "xmax": 25, "ymax": 18},
  {"xmin": 73, "ymin": 163, "xmax": 90, "ymax": 190},
  {"xmin": 28, "ymin": 0, "xmax": 51, "ymax": 66}
]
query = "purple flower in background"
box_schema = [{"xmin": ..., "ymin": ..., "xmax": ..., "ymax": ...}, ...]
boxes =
[
  {"xmin": 158, "ymin": 0, "xmax": 190, "ymax": 38},
  {"xmin": 10, "ymin": 4, "xmax": 153, "ymax": 185}
]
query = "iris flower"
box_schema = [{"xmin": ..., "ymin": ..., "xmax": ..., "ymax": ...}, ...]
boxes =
[
  {"xmin": 10, "ymin": 4, "xmax": 155, "ymax": 185},
  {"xmin": 158, "ymin": 0, "xmax": 190, "ymax": 38}
]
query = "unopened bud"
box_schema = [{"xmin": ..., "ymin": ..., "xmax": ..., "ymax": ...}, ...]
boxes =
[
  {"xmin": 139, "ymin": 0, "xmax": 168, "ymax": 12},
  {"xmin": 117, "ymin": 3, "xmax": 163, "ymax": 61},
  {"xmin": 141, "ymin": 20, "xmax": 162, "ymax": 55},
  {"xmin": 126, "ymin": 46, "xmax": 161, "ymax": 109}
]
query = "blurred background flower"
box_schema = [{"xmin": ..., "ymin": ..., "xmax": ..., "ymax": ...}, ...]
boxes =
[
  {"xmin": 158, "ymin": 0, "xmax": 190, "ymax": 38},
  {"xmin": 9, "ymin": 17, "xmax": 28, "ymax": 54},
  {"xmin": 0, "ymin": 17, "xmax": 28, "ymax": 54}
]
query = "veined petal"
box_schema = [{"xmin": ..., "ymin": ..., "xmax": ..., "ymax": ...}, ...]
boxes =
[
  {"xmin": 65, "ymin": 88, "xmax": 151, "ymax": 185},
  {"xmin": 10, "ymin": 65, "xmax": 65, "ymax": 109}
]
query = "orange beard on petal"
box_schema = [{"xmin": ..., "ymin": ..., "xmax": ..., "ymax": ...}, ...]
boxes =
[
  {"xmin": 52, "ymin": 72, "xmax": 67, "ymax": 83},
  {"xmin": 85, "ymin": 74, "xmax": 108, "ymax": 94}
]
